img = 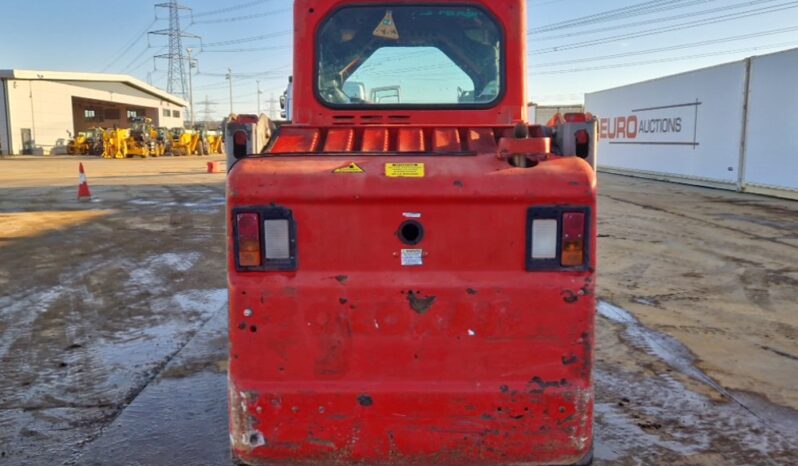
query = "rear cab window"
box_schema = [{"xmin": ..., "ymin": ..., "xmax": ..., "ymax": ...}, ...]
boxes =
[{"xmin": 317, "ymin": 5, "xmax": 504, "ymax": 108}]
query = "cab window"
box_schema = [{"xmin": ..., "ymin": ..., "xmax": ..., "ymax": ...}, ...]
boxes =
[{"xmin": 317, "ymin": 6, "xmax": 503, "ymax": 107}]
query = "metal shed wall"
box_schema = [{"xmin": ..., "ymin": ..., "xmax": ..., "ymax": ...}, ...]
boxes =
[
  {"xmin": 585, "ymin": 47, "xmax": 798, "ymax": 200},
  {"xmin": 585, "ymin": 61, "xmax": 747, "ymax": 187},
  {"xmin": 742, "ymin": 48, "xmax": 798, "ymax": 196}
]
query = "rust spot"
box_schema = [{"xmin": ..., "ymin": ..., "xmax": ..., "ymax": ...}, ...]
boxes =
[
  {"xmin": 238, "ymin": 322, "xmax": 247, "ymax": 330},
  {"xmin": 466, "ymin": 288, "xmax": 478, "ymax": 295},
  {"xmin": 579, "ymin": 332, "xmax": 592, "ymax": 379},
  {"xmin": 562, "ymin": 354, "xmax": 578, "ymax": 365},
  {"xmin": 357, "ymin": 395, "xmax": 374, "ymax": 407},
  {"xmin": 339, "ymin": 298, "xmax": 348, "ymax": 305},
  {"xmin": 335, "ymin": 275, "xmax": 348, "ymax": 284},
  {"xmin": 407, "ymin": 291, "xmax": 436, "ymax": 314},
  {"xmin": 499, "ymin": 384, "xmax": 509, "ymax": 393},
  {"xmin": 562, "ymin": 290, "xmax": 579, "ymax": 303},
  {"xmin": 528, "ymin": 376, "xmax": 564, "ymax": 394},
  {"xmin": 453, "ymin": 180, "xmax": 464, "ymax": 187}
]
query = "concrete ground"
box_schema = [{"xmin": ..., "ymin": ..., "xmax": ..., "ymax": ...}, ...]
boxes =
[{"xmin": 0, "ymin": 156, "xmax": 796, "ymax": 465}]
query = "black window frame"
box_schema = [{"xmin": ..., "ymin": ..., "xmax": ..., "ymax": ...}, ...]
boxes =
[{"xmin": 314, "ymin": 3, "xmax": 507, "ymax": 111}]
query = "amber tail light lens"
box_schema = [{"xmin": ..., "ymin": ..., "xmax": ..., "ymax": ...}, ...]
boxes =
[{"xmin": 561, "ymin": 212, "xmax": 585, "ymax": 267}]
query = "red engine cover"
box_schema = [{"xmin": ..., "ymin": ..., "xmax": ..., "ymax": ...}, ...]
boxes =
[{"xmin": 226, "ymin": 132, "xmax": 596, "ymax": 465}]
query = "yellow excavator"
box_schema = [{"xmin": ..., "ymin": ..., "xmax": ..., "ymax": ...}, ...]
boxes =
[{"xmin": 125, "ymin": 117, "xmax": 164, "ymax": 158}]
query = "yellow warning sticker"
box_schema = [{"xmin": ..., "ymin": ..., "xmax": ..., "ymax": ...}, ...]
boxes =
[
  {"xmin": 385, "ymin": 163, "xmax": 425, "ymax": 178},
  {"xmin": 333, "ymin": 162, "xmax": 366, "ymax": 174}
]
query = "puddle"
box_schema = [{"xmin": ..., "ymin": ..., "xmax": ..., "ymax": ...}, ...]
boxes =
[
  {"xmin": 76, "ymin": 310, "xmax": 230, "ymax": 466},
  {"xmin": 596, "ymin": 300, "xmax": 798, "ymax": 464},
  {"xmin": 597, "ymin": 300, "xmax": 714, "ymax": 386},
  {"xmin": 126, "ymin": 252, "xmax": 201, "ymax": 289},
  {"xmin": 128, "ymin": 197, "xmax": 225, "ymax": 211}
]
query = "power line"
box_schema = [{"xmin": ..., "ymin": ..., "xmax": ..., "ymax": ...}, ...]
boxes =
[
  {"xmin": 121, "ymin": 46, "xmax": 153, "ymax": 73},
  {"xmin": 529, "ymin": 40, "xmax": 798, "ymax": 75},
  {"xmin": 530, "ymin": 1, "xmax": 798, "ymax": 54},
  {"xmin": 192, "ymin": 0, "xmax": 275, "ymax": 18},
  {"xmin": 199, "ymin": 44, "xmax": 291, "ymax": 53},
  {"xmin": 532, "ymin": 0, "xmax": 780, "ymax": 40},
  {"xmin": 101, "ymin": 18, "xmax": 159, "ymax": 72},
  {"xmin": 201, "ymin": 30, "xmax": 291, "ymax": 48},
  {"xmin": 529, "ymin": 0, "xmax": 710, "ymax": 34},
  {"xmin": 191, "ymin": 7, "xmax": 291, "ymax": 24},
  {"xmin": 532, "ymin": 25, "xmax": 798, "ymax": 67}
]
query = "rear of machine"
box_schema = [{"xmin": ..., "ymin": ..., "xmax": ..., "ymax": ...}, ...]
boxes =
[{"xmin": 227, "ymin": 1, "xmax": 597, "ymax": 465}]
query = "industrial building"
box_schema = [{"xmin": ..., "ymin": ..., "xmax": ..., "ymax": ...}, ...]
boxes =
[{"xmin": 0, "ymin": 70, "xmax": 187, "ymax": 155}]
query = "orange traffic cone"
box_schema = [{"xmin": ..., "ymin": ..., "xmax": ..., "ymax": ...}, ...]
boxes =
[{"xmin": 77, "ymin": 163, "xmax": 92, "ymax": 201}]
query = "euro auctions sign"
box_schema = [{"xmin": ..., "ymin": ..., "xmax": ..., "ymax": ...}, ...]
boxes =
[{"xmin": 599, "ymin": 100, "xmax": 701, "ymax": 148}]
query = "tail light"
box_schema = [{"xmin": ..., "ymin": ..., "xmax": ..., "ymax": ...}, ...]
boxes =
[
  {"xmin": 527, "ymin": 207, "xmax": 589, "ymax": 271},
  {"xmin": 561, "ymin": 212, "xmax": 585, "ymax": 267},
  {"xmin": 233, "ymin": 130, "xmax": 248, "ymax": 159},
  {"xmin": 264, "ymin": 219, "xmax": 291, "ymax": 260},
  {"xmin": 531, "ymin": 219, "xmax": 558, "ymax": 259},
  {"xmin": 234, "ymin": 207, "xmax": 297, "ymax": 271},
  {"xmin": 236, "ymin": 213, "xmax": 261, "ymax": 267}
]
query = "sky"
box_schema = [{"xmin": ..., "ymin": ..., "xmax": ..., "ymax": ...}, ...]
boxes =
[{"xmin": 1, "ymin": 0, "xmax": 797, "ymax": 120}]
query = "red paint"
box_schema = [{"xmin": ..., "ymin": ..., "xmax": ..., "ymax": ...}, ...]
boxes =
[
  {"xmin": 398, "ymin": 128, "xmax": 425, "ymax": 153},
  {"xmin": 227, "ymin": 1, "xmax": 595, "ymax": 464},
  {"xmin": 323, "ymin": 128, "xmax": 355, "ymax": 152},
  {"xmin": 599, "ymin": 115, "xmax": 638, "ymax": 140}
]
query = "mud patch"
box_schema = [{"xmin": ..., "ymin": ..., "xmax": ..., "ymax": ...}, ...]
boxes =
[{"xmin": 406, "ymin": 291, "xmax": 436, "ymax": 314}]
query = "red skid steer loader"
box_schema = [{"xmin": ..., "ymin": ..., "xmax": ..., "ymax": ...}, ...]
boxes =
[{"xmin": 227, "ymin": 1, "xmax": 597, "ymax": 464}]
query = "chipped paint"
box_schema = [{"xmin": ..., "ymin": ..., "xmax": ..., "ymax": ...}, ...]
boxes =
[{"xmin": 406, "ymin": 291, "xmax": 436, "ymax": 314}]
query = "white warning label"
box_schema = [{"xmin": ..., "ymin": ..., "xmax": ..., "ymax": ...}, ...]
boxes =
[{"xmin": 401, "ymin": 249, "xmax": 423, "ymax": 267}]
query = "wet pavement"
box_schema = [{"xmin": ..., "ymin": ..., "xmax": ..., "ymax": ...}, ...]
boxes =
[{"xmin": 0, "ymin": 158, "xmax": 796, "ymax": 465}]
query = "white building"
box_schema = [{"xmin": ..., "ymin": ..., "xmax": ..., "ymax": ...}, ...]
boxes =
[{"xmin": 0, "ymin": 70, "xmax": 187, "ymax": 155}]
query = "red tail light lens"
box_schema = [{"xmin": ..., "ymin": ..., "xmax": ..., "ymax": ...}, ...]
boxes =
[
  {"xmin": 561, "ymin": 212, "xmax": 585, "ymax": 267},
  {"xmin": 234, "ymin": 130, "xmax": 248, "ymax": 146},
  {"xmin": 236, "ymin": 213, "xmax": 261, "ymax": 267}
]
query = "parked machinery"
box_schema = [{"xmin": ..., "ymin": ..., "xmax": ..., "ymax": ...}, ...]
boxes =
[
  {"xmin": 156, "ymin": 127, "xmax": 173, "ymax": 155},
  {"xmin": 102, "ymin": 128, "xmax": 129, "ymax": 159},
  {"xmin": 206, "ymin": 130, "xmax": 224, "ymax": 154},
  {"xmin": 126, "ymin": 117, "xmax": 164, "ymax": 158},
  {"xmin": 168, "ymin": 127, "xmax": 200, "ymax": 156},
  {"xmin": 66, "ymin": 128, "xmax": 105, "ymax": 156},
  {"xmin": 67, "ymin": 131, "xmax": 90, "ymax": 155},
  {"xmin": 87, "ymin": 128, "xmax": 105, "ymax": 156}
]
